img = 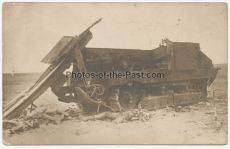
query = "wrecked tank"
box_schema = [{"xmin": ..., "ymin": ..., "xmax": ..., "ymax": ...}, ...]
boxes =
[{"xmin": 3, "ymin": 19, "xmax": 218, "ymax": 119}]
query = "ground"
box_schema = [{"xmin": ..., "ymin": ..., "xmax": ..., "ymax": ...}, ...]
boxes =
[{"xmin": 2, "ymin": 64, "xmax": 228, "ymax": 145}]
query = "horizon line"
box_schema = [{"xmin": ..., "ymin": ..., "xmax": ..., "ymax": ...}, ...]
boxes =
[{"xmin": 2, "ymin": 63, "xmax": 228, "ymax": 74}]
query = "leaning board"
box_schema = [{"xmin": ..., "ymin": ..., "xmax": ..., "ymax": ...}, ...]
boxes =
[{"xmin": 3, "ymin": 31, "xmax": 93, "ymax": 120}]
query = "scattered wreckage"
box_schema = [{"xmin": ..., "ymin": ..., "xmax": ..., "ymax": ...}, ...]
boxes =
[{"xmin": 3, "ymin": 18, "xmax": 218, "ymax": 123}]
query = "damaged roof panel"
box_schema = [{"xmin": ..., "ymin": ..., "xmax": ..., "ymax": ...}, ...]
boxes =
[{"xmin": 41, "ymin": 36, "xmax": 74, "ymax": 64}]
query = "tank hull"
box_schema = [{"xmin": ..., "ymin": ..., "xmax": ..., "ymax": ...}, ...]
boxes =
[{"xmin": 3, "ymin": 23, "xmax": 219, "ymax": 119}]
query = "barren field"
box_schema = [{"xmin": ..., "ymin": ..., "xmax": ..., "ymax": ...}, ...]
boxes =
[{"xmin": 2, "ymin": 64, "xmax": 228, "ymax": 145}]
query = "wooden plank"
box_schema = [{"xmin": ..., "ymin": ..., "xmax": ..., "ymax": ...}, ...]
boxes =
[
  {"xmin": 3, "ymin": 31, "xmax": 93, "ymax": 120},
  {"xmin": 3, "ymin": 57, "xmax": 73, "ymax": 119}
]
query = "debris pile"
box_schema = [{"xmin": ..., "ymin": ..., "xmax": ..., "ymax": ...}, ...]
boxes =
[
  {"xmin": 79, "ymin": 108, "xmax": 152, "ymax": 123},
  {"xmin": 3, "ymin": 102, "xmax": 83, "ymax": 134},
  {"xmin": 3, "ymin": 102, "xmax": 154, "ymax": 134}
]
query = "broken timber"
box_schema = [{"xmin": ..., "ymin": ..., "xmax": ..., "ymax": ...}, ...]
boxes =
[{"xmin": 3, "ymin": 19, "xmax": 102, "ymax": 120}]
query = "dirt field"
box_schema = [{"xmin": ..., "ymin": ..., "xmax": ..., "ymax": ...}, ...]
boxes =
[{"xmin": 2, "ymin": 64, "xmax": 228, "ymax": 145}]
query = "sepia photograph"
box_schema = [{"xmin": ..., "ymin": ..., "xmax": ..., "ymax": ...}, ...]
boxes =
[{"xmin": 2, "ymin": 2, "xmax": 228, "ymax": 145}]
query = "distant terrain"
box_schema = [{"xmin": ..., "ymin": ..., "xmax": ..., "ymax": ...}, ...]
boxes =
[{"xmin": 2, "ymin": 73, "xmax": 42, "ymax": 108}]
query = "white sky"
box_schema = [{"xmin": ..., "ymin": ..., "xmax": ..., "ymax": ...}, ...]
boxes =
[{"xmin": 2, "ymin": 2, "xmax": 228, "ymax": 73}]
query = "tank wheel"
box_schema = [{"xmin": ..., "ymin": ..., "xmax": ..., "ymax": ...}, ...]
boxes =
[
  {"xmin": 118, "ymin": 84, "xmax": 141, "ymax": 111},
  {"xmin": 119, "ymin": 90, "xmax": 137, "ymax": 111}
]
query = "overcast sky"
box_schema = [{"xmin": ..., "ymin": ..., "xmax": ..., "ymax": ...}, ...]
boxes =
[{"xmin": 3, "ymin": 2, "xmax": 228, "ymax": 73}]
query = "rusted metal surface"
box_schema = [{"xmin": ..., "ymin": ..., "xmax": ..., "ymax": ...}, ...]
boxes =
[
  {"xmin": 199, "ymin": 51, "xmax": 213, "ymax": 69},
  {"xmin": 89, "ymin": 68, "xmax": 218, "ymax": 89},
  {"xmin": 166, "ymin": 38, "xmax": 175, "ymax": 70},
  {"xmin": 173, "ymin": 42, "xmax": 200, "ymax": 70},
  {"xmin": 150, "ymin": 46, "xmax": 168, "ymax": 61},
  {"xmin": 141, "ymin": 93, "xmax": 174, "ymax": 110},
  {"xmin": 174, "ymin": 92, "xmax": 203, "ymax": 105},
  {"xmin": 82, "ymin": 47, "xmax": 168, "ymax": 72}
]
